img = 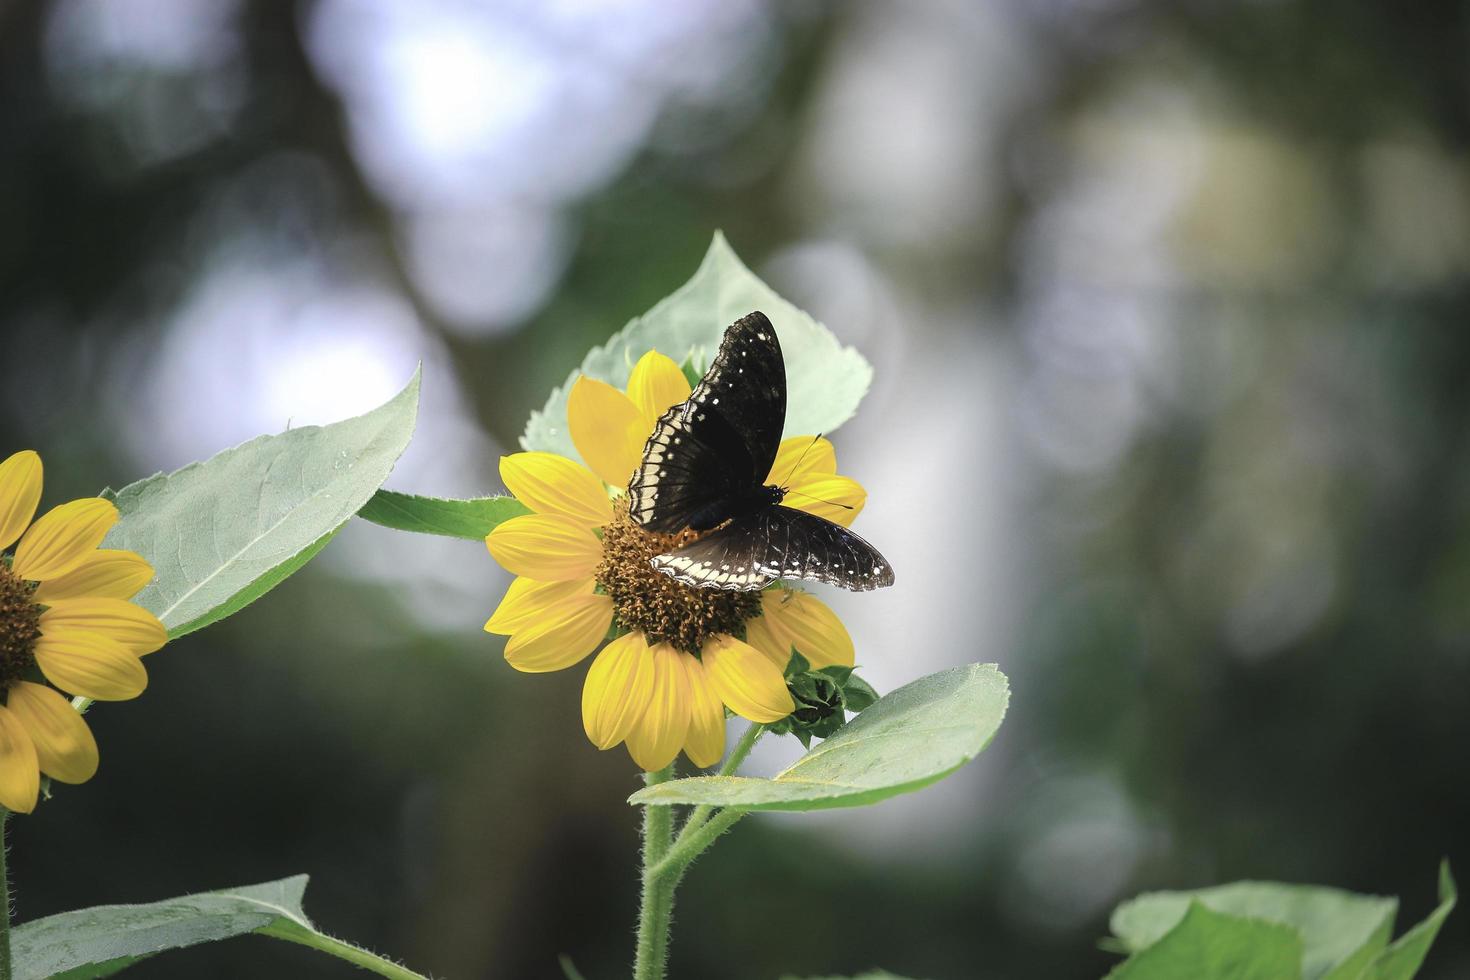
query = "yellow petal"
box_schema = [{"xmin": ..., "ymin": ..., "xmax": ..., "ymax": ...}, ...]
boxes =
[
  {"xmin": 0, "ymin": 706, "xmax": 39, "ymax": 814},
  {"xmin": 681, "ymin": 654, "xmax": 726, "ymax": 769},
  {"xmin": 485, "ymin": 577, "xmax": 594, "ymax": 635},
  {"xmin": 0, "ymin": 451, "xmax": 43, "ymax": 552},
  {"xmin": 503, "ymin": 594, "xmax": 613, "ymax": 673},
  {"xmin": 765, "ymin": 436, "xmax": 836, "ymax": 487},
  {"xmin": 625, "ymin": 643, "xmax": 691, "ymax": 771},
  {"xmin": 567, "ymin": 376, "xmax": 649, "ymax": 490},
  {"xmin": 743, "ymin": 610, "xmax": 793, "ymax": 670},
  {"xmin": 40, "ymin": 598, "xmax": 167, "ymax": 657},
  {"xmin": 6, "ymin": 682, "xmax": 97, "ymax": 784},
  {"xmin": 581, "ymin": 631, "xmax": 655, "ymax": 750},
  {"xmin": 486, "ymin": 514, "xmax": 603, "ymax": 581},
  {"xmin": 12, "ymin": 498, "xmax": 118, "ymax": 581},
  {"xmin": 761, "ymin": 591, "xmax": 854, "ymax": 669},
  {"xmin": 33, "ymin": 632, "xmax": 147, "ymax": 701},
  {"xmin": 782, "ymin": 474, "xmax": 866, "ymax": 528},
  {"xmin": 32, "ymin": 549, "xmax": 155, "ymax": 603},
  {"xmin": 499, "ymin": 453, "xmax": 612, "ymax": 527},
  {"xmin": 626, "ymin": 351, "xmax": 692, "ymax": 429},
  {"xmin": 701, "ymin": 634, "xmax": 794, "ymax": 723}
]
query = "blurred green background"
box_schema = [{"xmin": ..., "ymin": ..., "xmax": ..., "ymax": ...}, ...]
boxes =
[{"xmin": 2, "ymin": 1, "xmax": 1468, "ymax": 977}]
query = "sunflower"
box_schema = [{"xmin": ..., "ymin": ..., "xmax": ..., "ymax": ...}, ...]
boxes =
[
  {"xmin": 485, "ymin": 351, "xmax": 866, "ymax": 771},
  {"xmin": 0, "ymin": 451, "xmax": 165, "ymax": 813}
]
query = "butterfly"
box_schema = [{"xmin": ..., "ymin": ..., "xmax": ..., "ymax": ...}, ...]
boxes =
[{"xmin": 627, "ymin": 311, "xmax": 895, "ymax": 592}]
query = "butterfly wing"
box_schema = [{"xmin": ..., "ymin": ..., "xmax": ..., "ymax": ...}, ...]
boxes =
[
  {"xmin": 628, "ymin": 402, "xmax": 756, "ymax": 532},
  {"xmin": 628, "ymin": 311, "xmax": 787, "ymax": 532},
  {"xmin": 696, "ymin": 310, "xmax": 786, "ymax": 483},
  {"xmin": 653, "ymin": 506, "xmax": 896, "ymax": 592}
]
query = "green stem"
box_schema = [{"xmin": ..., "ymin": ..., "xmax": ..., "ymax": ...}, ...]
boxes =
[
  {"xmin": 650, "ymin": 807, "xmax": 746, "ymax": 881},
  {"xmin": 0, "ymin": 808, "xmax": 12, "ymax": 980},
  {"xmin": 675, "ymin": 723, "xmax": 762, "ymax": 846},
  {"xmin": 633, "ymin": 765, "xmax": 675, "ymax": 980},
  {"xmin": 630, "ymin": 726, "xmax": 768, "ymax": 978},
  {"xmin": 258, "ymin": 925, "xmax": 429, "ymax": 980}
]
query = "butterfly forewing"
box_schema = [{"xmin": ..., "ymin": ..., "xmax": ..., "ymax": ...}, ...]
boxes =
[
  {"xmin": 628, "ymin": 402, "xmax": 753, "ymax": 532},
  {"xmin": 695, "ymin": 311, "xmax": 786, "ymax": 482},
  {"xmin": 654, "ymin": 506, "xmax": 895, "ymax": 592},
  {"xmin": 628, "ymin": 311, "xmax": 786, "ymax": 531}
]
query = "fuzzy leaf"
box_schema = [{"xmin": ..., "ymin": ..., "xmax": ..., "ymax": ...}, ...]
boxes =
[
  {"xmin": 1108, "ymin": 863, "xmax": 1456, "ymax": 980},
  {"xmin": 843, "ymin": 673, "xmax": 879, "ymax": 712},
  {"xmin": 358, "ymin": 490, "xmax": 529, "ymax": 539},
  {"xmin": 1105, "ymin": 903, "xmax": 1304, "ymax": 980},
  {"xmin": 11, "ymin": 875, "xmax": 428, "ymax": 979},
  {"xmin": 1360, "ymin": 862, "xmax": 1456, "ymax": 980},
  {"xmin": 522, "ymin": 232, "xmax": 873, "ymax": 460},
  {"xmin": 1111, "ymin": 881, "xmax": 1395, "ymax": 980},
  {"xmin": 104, "ymin": 372, "xmax": 419, "ymax": 638},
  {"xmin": 630, "ymin": 663, "xmax": 1008, "ymax": 811}
]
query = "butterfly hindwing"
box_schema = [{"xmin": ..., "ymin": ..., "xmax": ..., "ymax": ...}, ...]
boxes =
[
  {"xmin": 628, "ymin": 311, "xmax": 786, "ymax": 532},
  {"xmin": 650, "ymin": 513, "xmax": 775, "ymax": 590},
  {"xmin": 653, "ymin": 506, "xmax": 895, "ymax": 592}
]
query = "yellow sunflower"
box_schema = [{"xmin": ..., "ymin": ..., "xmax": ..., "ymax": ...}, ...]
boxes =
[
  {"xmin": 485, "ymin": 350, "xmax": 865, "ymax": 771},
  {"xmin": 0, "ymin": 451, "xmax": 166, "ymax": 813}
]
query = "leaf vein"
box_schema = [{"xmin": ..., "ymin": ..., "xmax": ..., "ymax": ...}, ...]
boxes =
[{"xmin": 154, "ymin": 425, "xmax": 392, "ymax": 624}]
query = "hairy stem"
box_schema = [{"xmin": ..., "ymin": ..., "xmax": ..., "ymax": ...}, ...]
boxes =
[
  {"xmin": 632, "ymin": 766, "xmax": 675, "ymax": 980},
  {"xmin": 0, "ymin": 808, "xmax": 12, "ymax": 980},
  {"xmin": 675, "ymin": 723, "xmax": 762, "ymax": 845},
  {"xmin": 650, "ymin": 807, "xmax": 746, "ymax": 882},
  {"xmin": 258, "ymin": 924, "xmax": 430, "ymax": 979},
  {"xmin": 631, "ymin": 725, "xmax": 768, "ymax": 978}
]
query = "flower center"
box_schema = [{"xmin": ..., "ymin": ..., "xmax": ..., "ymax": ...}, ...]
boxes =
[
  {"xmin": 596, "ymin": 509, "xmax": 760, "ymax": 654},
  {"xmin": 0, "ymin": 562, "xmax": 41, "ymax": 690}
]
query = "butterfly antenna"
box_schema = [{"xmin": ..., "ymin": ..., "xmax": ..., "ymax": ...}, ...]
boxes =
[
  {"xmin": 784, "ymin": 488, "xmax": 855, "ymax": 511},
  {"xmin": 778, "ymin": 434, "xmax": 825, "ymax": 490}
]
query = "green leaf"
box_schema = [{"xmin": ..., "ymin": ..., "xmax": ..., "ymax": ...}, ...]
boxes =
[
  {"xmin": 558, "ymin": 954, "xmax": 589, "ymax": 980},
  {"xmin": 784, "ymin": 650, "xmax": 813, "ymax": 678},
  {"xmin": 779, "ymin": 973, "xmax": 926, "ymax": 980},
  {"xmin": 12, "ymin": 875, "xmax": 428, "ymax": 980},
  {"xmin": 1360, "ymin": 861, "xmax": 1456, "ymax": 980},
  {"xmin": 1108, "ymin": 863, "xmax": 1456, "ymax": 980},
  {"xmin": 629, "ymin": 663, "xmax": 1009, "ymax": 811},
  {"xmin": 104, "ymin": 371, "xmax": 420, "ymax": 638},
  {"xmin": 679, "ymin": 356, "xmax": 704, "ymax": 388},
  {"xmin": 357, "ymin": 489, "xmax": 529, "ymax": 539},
  {"xmin": 1110, "ymin": 880, "xmax": 1397, "ymax": 980},
  {"xmin": 522, "ymin": 232, "xmax": 873, "ymax": 460},
  {"xmin": 818, "ymin": 664, "xmax": 854, "ymax": 686},
  {"xmin": 1105, "ymin": 902, "xmax": 1304, "ymax": 980},
  {"xmin": 841, "ymin": 673, "xmax": 879, "ymax": 712}
]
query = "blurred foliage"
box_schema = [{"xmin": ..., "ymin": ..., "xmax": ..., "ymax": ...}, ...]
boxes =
[{"xmin": 0, "ymin": 0, "xmax": 1467, "ymax": 978}]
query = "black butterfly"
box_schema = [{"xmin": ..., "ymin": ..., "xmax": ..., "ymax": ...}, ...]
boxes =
[{"xmin": 627, "ymin": 311, "xmax": 895, "ymax": 592}]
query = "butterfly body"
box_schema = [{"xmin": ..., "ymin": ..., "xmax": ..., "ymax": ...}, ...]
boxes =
[
  {"xmin": 683, "ymin": 483, "xmax": 785, "ymax": 531},
  {"xmin": 627, "ymin": 311, "xmax": 895, "ymax": 593}
]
